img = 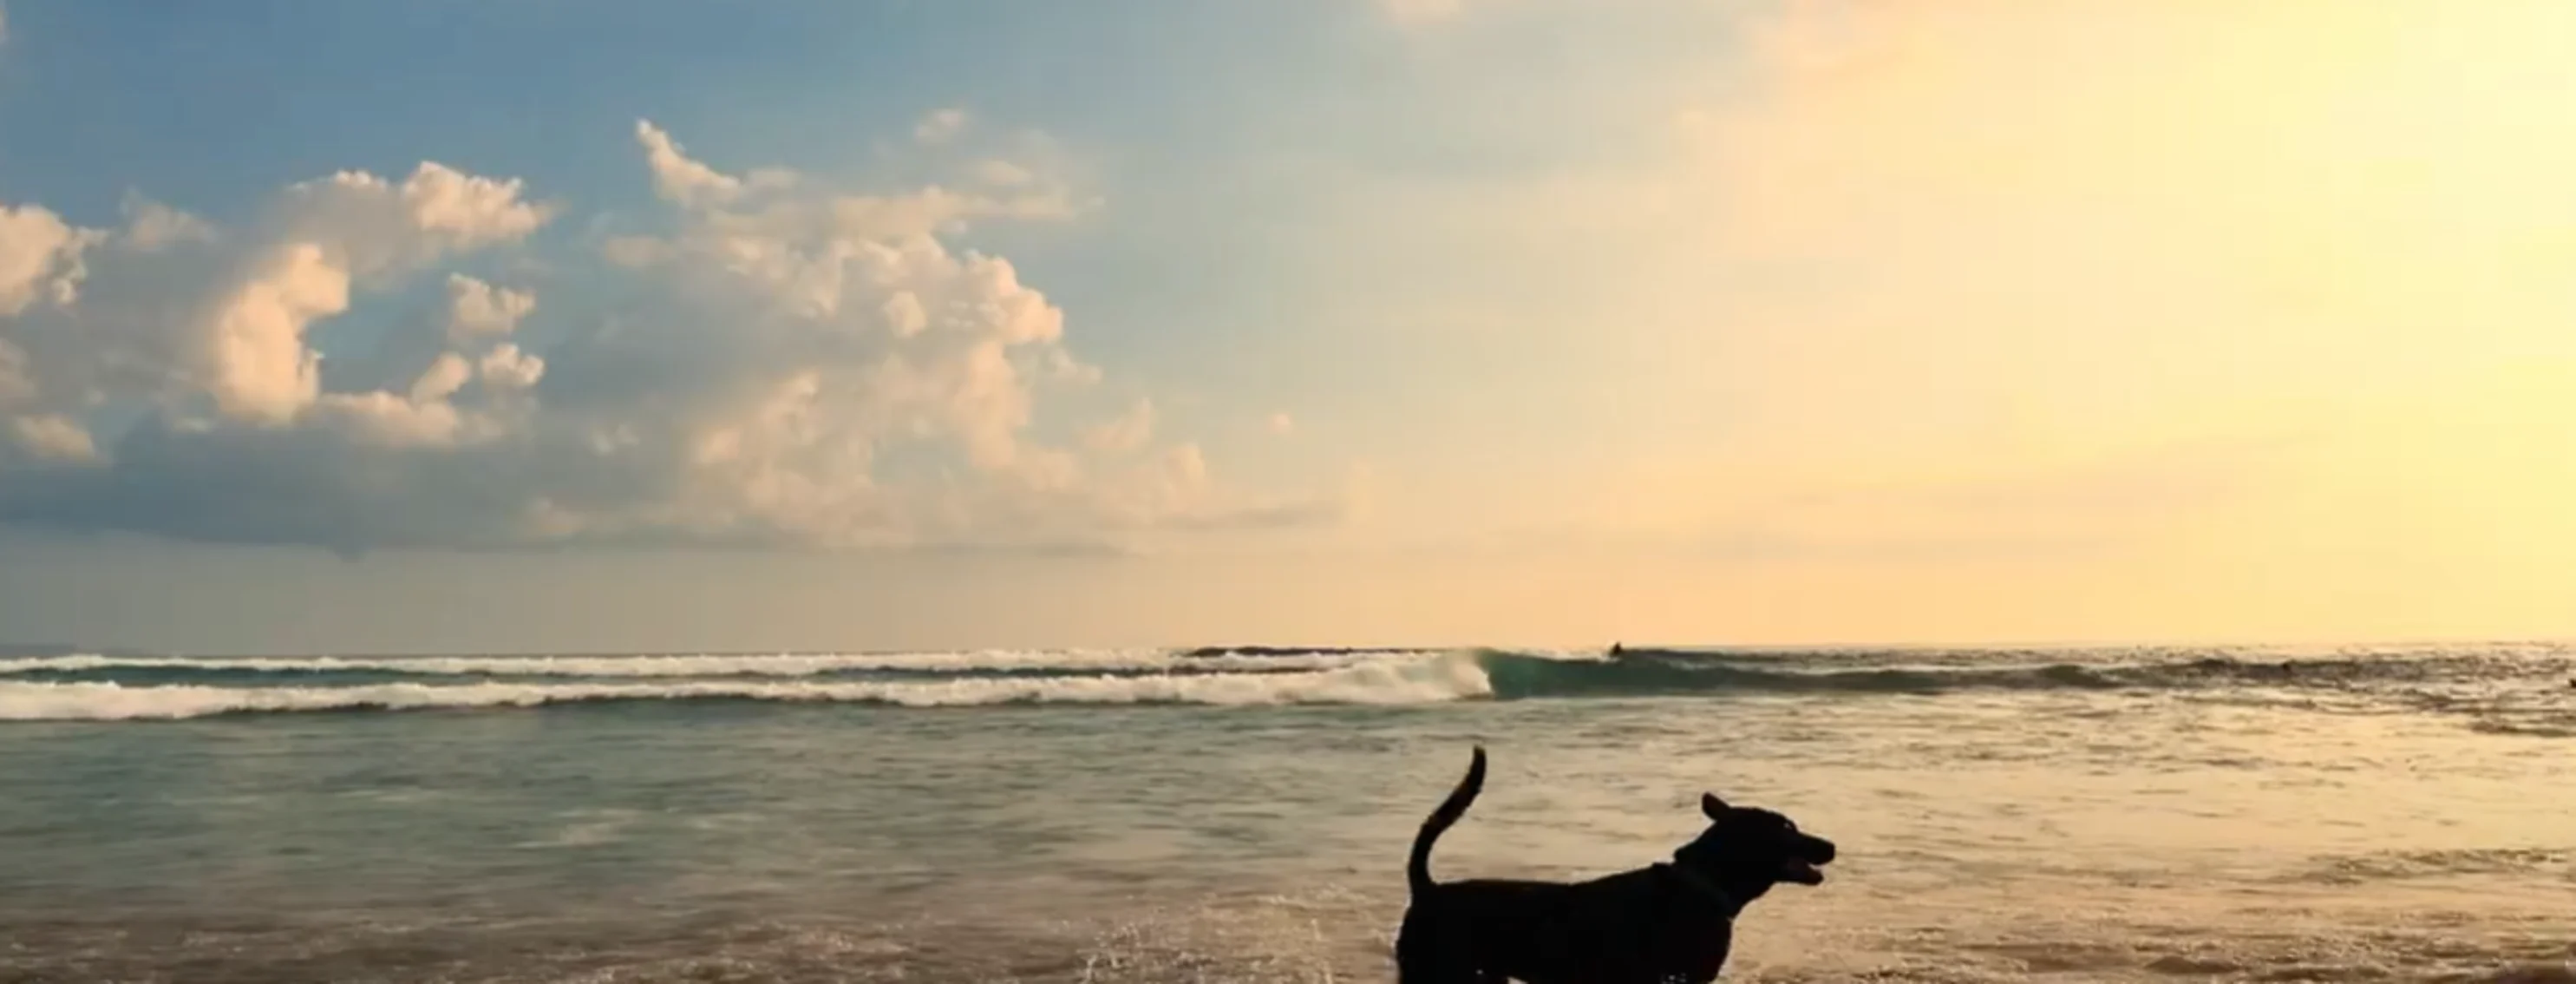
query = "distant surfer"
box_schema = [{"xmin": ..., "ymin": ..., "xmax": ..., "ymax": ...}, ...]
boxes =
[{"xmin": 1608, "ymin": 641, "xmax": 1625, "ymax": 658}]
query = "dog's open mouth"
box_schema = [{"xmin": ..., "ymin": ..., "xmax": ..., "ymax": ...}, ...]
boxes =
[{"xmin": 1778, "ymin": 857, "xmax": 1828, "ymax": 885}]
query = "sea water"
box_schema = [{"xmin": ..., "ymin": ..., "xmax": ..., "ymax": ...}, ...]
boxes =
[{"xmin": 2, "ymin": 644, "xmax": 2572, "ymax": 982}]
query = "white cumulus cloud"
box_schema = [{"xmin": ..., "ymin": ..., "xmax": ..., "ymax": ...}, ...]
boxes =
[
  {"xmin": 634, "ymin": 120, "xmax": 743, "ymax": 208},
  {"xmin": 444, "ymin": 274, "xmax": 535, "ymax": 344},
  {"xmin": 0, "ymin": 116, "xmax": 1341, "ymax": 556},
  {"xmin": 0, "ymin": 201, "xmax": 96, "ymax": 318}
]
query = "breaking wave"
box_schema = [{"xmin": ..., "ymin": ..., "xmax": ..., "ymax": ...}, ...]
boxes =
[
  {"xmin": 0, "ymin": 653, "xmax": 1495, "ymax": 720},
  {"xmin": 0, "ymin": 648, "xmax": 1397, "ymax": 681},
  {"xmin": 1, "ymin": 644, "xmax": 2567, "ymax": 723}
]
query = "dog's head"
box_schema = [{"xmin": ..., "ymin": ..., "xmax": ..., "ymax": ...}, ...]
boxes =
[{"xmin": 1670, "ymin": 792, "xmax": 1837, "ymax": 901}]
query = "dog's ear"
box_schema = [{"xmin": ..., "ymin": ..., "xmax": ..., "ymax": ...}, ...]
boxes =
[{"xmin": 1701, "ymin": 792, "xmax": 1731, "ymax": 818}]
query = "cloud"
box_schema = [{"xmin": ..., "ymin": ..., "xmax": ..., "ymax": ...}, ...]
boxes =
[
  {"xmin": 633, "ymin": 120, "xmax": 743, "ymax": 208},
  {"xmin": 1381, "ymin": 0, "xmax": 1470, "ymax": 28},
  {"xmin": 118, "ymin": 194, "xmax": 218, "ymax": 252},
  {"xmin": 444, "ymin": 273, "xmax": 534, "ymax": 344},
  {"xmin": 1084, "ymin": 398, "xmax": 1155, "ymax": 454},
  {"xmin": 914, "ymin": 108, "xmax": 970, "ymax": 146},
  {"xmin": 969, "ymin": 160, "xmax": 1035, "ymax": 187},
  {"xmin": 7, "ymin": 414, "xmax": 94, "ymax": 463},
  {"xmin": 0, "ymin": 118, "xmax": 1339, "ymax": 556},
  {"xmin": 0, "ymin": 202, "xmax": 96, "ymax": 318}
]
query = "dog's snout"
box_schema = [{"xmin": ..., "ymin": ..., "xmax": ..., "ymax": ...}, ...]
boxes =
[{"xmin": 1807, "ymin": 837, "xmax": 1837, "ymax": 863}]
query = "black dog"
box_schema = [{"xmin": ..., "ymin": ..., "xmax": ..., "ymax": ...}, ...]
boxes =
[{"xmin": 1394, "ymin": 746, "xmax": 1836, "ymax": 984}]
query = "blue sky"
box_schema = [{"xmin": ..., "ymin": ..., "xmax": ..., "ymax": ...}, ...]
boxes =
[{"xmin": 4, "ymin": 0, "xmax": 2574, "ymax": 653}]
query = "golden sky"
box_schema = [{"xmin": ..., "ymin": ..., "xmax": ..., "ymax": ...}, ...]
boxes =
[{"xmin": 2, "ymin": 0, "xmax": 2571, "ymax": 650}]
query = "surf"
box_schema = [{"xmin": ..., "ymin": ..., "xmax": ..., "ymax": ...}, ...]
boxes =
[{"xmin": 2, "ymin": 646, "xmax": 2567, "ymax": 727}]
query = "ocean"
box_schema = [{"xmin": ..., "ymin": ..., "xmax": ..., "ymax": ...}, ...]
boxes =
[{"xmin": 3, "ymin": 644, "xmax": 2573, "ymax": 983}]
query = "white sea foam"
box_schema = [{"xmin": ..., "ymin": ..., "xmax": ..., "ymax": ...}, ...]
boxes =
[
  {"xmin": 0, "ymin": 652, "xmax": 1498, "ymax": 720},
  {"xmin": 0, "ymin": 649, "xmax": 1406, "ymax": 679}
]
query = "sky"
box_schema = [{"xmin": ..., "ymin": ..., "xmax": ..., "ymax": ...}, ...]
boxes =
[{"xmin": 3, "ymin": 0, "xmax": 2574, "ymax": 653}]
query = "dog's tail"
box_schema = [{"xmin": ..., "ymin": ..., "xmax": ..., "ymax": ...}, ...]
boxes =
[{"xmin": 1407, "ymin": 745, "xmax": 1487, "ymax": 896}]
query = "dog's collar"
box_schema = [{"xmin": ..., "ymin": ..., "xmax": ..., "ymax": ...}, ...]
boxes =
[{"xmin": 1652, "ymin": 863, "xmax": 1741, "ymax": 915}]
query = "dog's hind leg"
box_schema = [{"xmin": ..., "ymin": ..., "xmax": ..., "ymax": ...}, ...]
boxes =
[
  {"xmin": 1393, "ymin": 924, "xmax": 1487, "ymax": 984},
  {"xmin": 1395, "ymin": 953, "xmax": 1484, "ymax": 984}
]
